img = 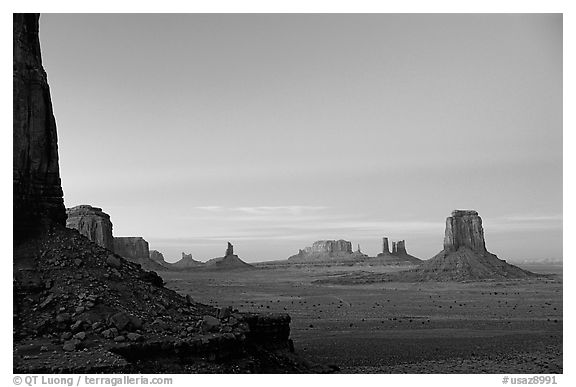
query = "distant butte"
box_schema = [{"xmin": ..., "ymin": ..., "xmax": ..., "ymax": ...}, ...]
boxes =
[
  {"xmin": 205, "ymin": 242, "xmax": 255, "ymax": 270},
  {"xmin": 401, "ymin": 210, "xmax": 538, "ymax": 281},
  {"xmin": 376, "ymin": 237, "xmax": 422, "ymax": 265}
]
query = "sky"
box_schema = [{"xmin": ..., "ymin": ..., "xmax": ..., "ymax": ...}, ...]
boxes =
[{"xmin": 38, "ymin": 13, "xmax": 562, "ymax": 263}]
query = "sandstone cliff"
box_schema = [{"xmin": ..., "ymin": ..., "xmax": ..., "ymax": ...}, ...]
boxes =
[
  {"xmin": 443, "ymin": 210, "xmax": 486, "ymax": 253},
  {"xmin": 66, "ymin": 205, "xmax": 114, "ymax": 251},
  {"xmin": 13, "ymin": 13, "xmax": 66, "ymax": 241},
  {"xmin": 113, "ymin": 237, "xmax": 167, "ymax": 271},
  {"xmin": 114, "ymin": 237, "xmax": 150, "ymax": 263}
]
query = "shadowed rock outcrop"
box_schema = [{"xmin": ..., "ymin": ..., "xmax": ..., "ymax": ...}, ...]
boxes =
[
  {"xmin": 13, "ymin": 13, "xmax": 66, "ymax": 241},
  {"xmin": 66, "ymin": 205, "xmax": 114, "ymax": 251}
]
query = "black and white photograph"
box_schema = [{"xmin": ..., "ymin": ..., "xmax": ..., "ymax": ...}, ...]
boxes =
[{"xmin": 8, "ymin": 1, "xmax": 571, "ymax": 382}]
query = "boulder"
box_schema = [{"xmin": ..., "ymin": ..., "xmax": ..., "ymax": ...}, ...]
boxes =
[
  {"xmin": 201, "ymin": 315, "xmax": 221, "ymax": 333},
  {"xmin": 66, "ymin": 205, "xmax": 114, "ymax": 251}
]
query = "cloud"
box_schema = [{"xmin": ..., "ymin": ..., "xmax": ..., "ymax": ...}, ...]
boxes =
[
  {"xmin": 486, "ymin": 214, "xmax": 562, "ymax": 232},
  {"xmin": 232, "ymin": 206, "xmax": 328, "ymax": 215}
]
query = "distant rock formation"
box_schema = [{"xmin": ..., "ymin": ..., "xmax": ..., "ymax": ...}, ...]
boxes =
[
  {"xmin": 402, "ymin": 210, "xmax": 536, "ymax": 281},
  {"xmin": 225, "ymin": 242, "xmax": 234, "ymax": 256},
  {"xmin": 114, "ymin": 237, "xmax": 149, "ymax": 263},
  {"xmin": 171, "ymin": 252, "xmax": 205, "ymax": 269},
  {"xmin": 13, "ymin": 14, "xmax": 66, "ymax": 241},
  {"xmin": 382, "ymin": 237, "xmax": 390, "ymax": 255},
  {"xmin": 444, "ymin": 210, "xmax": 486, "ymax": 253},
  {"xmin": 376, "ymin": 237, "xmax": 421, "ymax": 265},
  {"xmin": 66, "ymin": 205, "xmax": 114, "ymax": 251},
  {"xmin": 288, "ymin": 239, "xmax": 355, "ymax": 262},
  {"xmin": 149, "ymin": 249, "xmax": 166, "ymax": 264},
  {"xmin": 206, "ymin": 242, "xmax": 254, "ymax": 270},
  {"xmin": 114, "ymin": 237, "xmax": 168, "ymax": 271},
  {"xmin": 350, "ymin": 244, "xmax": 368, "ymax": 259}
]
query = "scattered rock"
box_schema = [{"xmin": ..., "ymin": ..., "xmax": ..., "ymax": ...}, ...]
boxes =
[
  {"xmin": 201, "ymin": 315, "xmax": 221, "ymax": 333},
  {"xmin": 105, "ymin": 255, "xmax": 122, "ymax": 269},
  {"xmin": 218, "ymin": 306, "xmax": 232, "ymax": 320},
  {"xmin": 56, "ymin": 313, "xmax": 71, "ymax": 323},
  {"xmin": 73, "ymin": 332, "xmax": 86, "ymax": 341},
  {"xmin": 126, "ymin": 333, "xmax": 142, "ymax": 342},
  {"xmin": 62, "ymin": 341, "xmax": 76, "ymax": 352}
]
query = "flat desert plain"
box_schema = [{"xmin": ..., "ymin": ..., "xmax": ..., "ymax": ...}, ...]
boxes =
[{"xmin": 161, "ymin": 263, "xmax": 562, "ymax": 373}]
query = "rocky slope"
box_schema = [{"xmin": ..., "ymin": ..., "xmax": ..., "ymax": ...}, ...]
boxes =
[
  {"xmin": 14, "ymin": 227, "xmax": 310, "ymax": 372},
  {"xmin": 66, "ymin": 205, "xmax": 114, "ymax": 251}
]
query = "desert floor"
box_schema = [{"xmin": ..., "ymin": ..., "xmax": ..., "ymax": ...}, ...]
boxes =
[{"xmin": 161, "ymin": 263, "xmax": 562, "ymax": 373}]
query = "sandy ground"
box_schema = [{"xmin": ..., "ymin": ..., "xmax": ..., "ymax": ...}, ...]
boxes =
[{"xmin": 160, "ymin": 263, "xmax": 562, "ymax": 373}]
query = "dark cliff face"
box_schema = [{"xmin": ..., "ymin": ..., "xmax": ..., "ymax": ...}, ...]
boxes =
[
  {"xmin": 66, "ymin": 205, "xmax": 114, "ymax": 251},
  {"xmin": 114, "ymin": 237, "xmax": 150, "ymax": 263},
  {"xmin": 14, "ymin": 14, "xmax": 66, "ymax": 240},
  {"xmin": 443, "ymin": 210, "xmax": 486, "ymax": 253}
]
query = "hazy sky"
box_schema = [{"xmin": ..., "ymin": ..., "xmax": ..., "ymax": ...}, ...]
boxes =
[{"xmin": 39, "ymin": 14, "xmax": 562, "ymax": 263}]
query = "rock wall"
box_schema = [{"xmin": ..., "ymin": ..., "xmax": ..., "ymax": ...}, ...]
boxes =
[
  {"xmin": 13, "ymin": 14, "xmax": 66, "ymax": 240},
  {"xmin": 113, "ymin": 237, "xmax": 150, "ymax": 263},
  {"xmin": 443, "ymin": 210, "xmax": 486, "ymax": 253},
  {"xmin": 66, "ymin": 205, "xmax": 114, "ymax": 251}
]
